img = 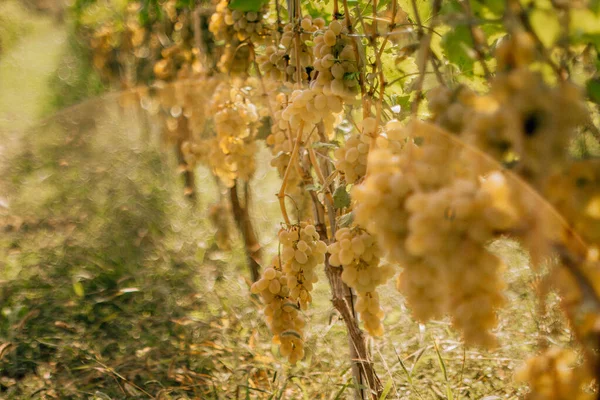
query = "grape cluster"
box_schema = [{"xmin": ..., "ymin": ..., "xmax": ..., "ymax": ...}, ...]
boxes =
[
  {"xmin": 334, "ymin": 117, "xmax": 377, "ymax": 184},
  {"xmin": 544, "ymin": 160, "xmax": 600, "ymax": 245},
  {"xmin": 426, "ymin": 32, "xmax": 587, "ymax": 189},
  {"xmin": 209, "ymin": 0, "xmax": 265, "ymax": 42},
  {"xmin": 516, "ymin": 348, "xmax": 593, "ymax": 400},
  {"xmin": 328, "ymin": 227, "xmax": 394, "ymax": 335},
  {"xmin": 426, "ymin": 86, "xmax": 476, "ymax": 134},
  {"xmin": 279, "ymin": 224, "xmax": 327, "ymax": 310},
  {"xmin": 353, "ymin": 121, "xmax": 519, "ymax": 347},
  {"xmin": 484, "ymin": 68, "xmax": 587, "ymax": 183},
  {"xmin": 259, "ymin": 16, "xmax": 323, "ymax": 83},
  {"xmin": 282, "ymin": 87, "xmax": 343, "ymax": 136},
  {"xmin": 265, "ymin": 90, "xmax": 310, "ymax": 203},
  {"xmin": 251, "ymin": 258, "xmax": 306, "ymax": 364},
  {"xmin": 258, "ymin": 46, "xmax": 289, "ymax": 81},
  {"xmin": 495, "ymin": 31, "xmax": 536, "ymax": 72},
  {"xmin": 181, "ymin": 139, "xmax": 209, "ymax": 167},
  {"xmin": 312, "ymin": 19, "xmax": 359, "ymax": 99},
  {"xmin": 207, "ymin": 83, "xmax": 259, "ymax": 187}
]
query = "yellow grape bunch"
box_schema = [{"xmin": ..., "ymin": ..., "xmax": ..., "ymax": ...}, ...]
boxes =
[
  {"xmin": 264, "ymin": 85, "xmax": 312, "ymax": 216},
  {"xmin": 353, "ymin": 120, "xmax": 520, "ymax": 347},
  {"xmin": 279, "ymin": 223, "xmax": 327, "ymax": 311},
  {"xmin": 334, "ymin": 117, "xmax": 378, "ymax": 184},
  {"xmin": 258, "ymin": 16, "xmax": 324, "ymax": 83},
  {"xmin": 312, "ymin": 19, "xmax": 359, "ymax": 99},
  {"xmin": 252, "ymin": 223, "xmax": 326, "ymax": 364},
  {"xmin": 328, "ymin": 227, "xmax": 395, "ymax": 336},
  {"xmin": 516, "ymin": 348, "xmax": 594, "ymax": 400},
  {"xmin": 251, "ymin": 258, "xmax": 306, "ymax": 364},
  {"xmin": 207, "ymin": 83, "xmax": 260, "ymax": 187},
  {"xmin": 209, "ymin": 0, "xmax": 267, "ymax": 42}
]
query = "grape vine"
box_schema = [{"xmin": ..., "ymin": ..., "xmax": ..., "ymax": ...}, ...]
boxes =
[{"xmin": 75, "ymin": 0, "xmax": 600, "ymax": 398}]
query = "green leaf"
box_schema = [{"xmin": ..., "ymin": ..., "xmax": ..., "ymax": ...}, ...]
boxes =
[
  {"xmin": 175, "ymin": 0, "xmax": 195, "ymax": 9},
  {"xmin": 433, "ymin": 340, "xmax": 453, "ymax": 400},
  {"xmin": 529, "ymin": 9, "xmax": 560, "ymax": 48},
  {"xmin": 399, "ymin": 0, "xmax": 432, "ymax": 26},
  {"xmin": 333, "ymin": 381, "xmax": 350, "ymax": 400},
  {"xmin": 228, "ymin": 0, "xmax": 268, "ymax": 12},
  {"xmin": 378, "ymin": 379, "xmax": 393, "ymax": 400},
  {"xmin": 337, "ymin": 212, "xmax": 354, "ymax": 228},
  {"xmin": 312, "ymin": 141, "xmax": 338, "ymax": 150},
  {"xmin": 333, "ymin": 186, "xmax": 351, "ymax": 209},
  {"xmin": 257, "ymin": 116, "xmax": 272, "ymax": 140},
  {"xmin": 304, "ymin": 183, "xmax": 322, "ymax": 192},
  {"xmin": 586, "ymin": 78, "xmax": 600, "ymax": 104},
  {"xmin": 441, "ymin": 24, "xmax": 474, "ymax": 72},
  {"xmin": 343, "ymin": 72, "xmax": 359, "ymax": 81},
  {"xmin": 73, "ymin": 281, "xmax": 85, "ymax": 297}
]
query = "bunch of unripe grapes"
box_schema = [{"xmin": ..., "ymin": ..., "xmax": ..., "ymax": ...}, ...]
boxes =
[
  {"xmin": 334, "ymin": 117, "xmax": 377, "ymax": 184},
  {"xmin": 209, "ymin": 0, "xmax": 265, "ymax": 42},
  {"xmin": 353, "ymin": 121, "xmax": 519, "ymax": 347},
  {"xmin": 251, "ymin": 258, "xmax": 306, "ymax": 364},
  {"xmin": 279, "ymin": 223, "xmax": 327, "ymax": 310},
  {"xmin": 516, "ymin": 347, "xmax": 593, "ymax": 400},
  {"xmin": 312, "ymin": 19, "xmax": 359, "ymax": 99},
  {"xmin": 328, "ymin": 227, "xmax": 394, "ymax": 335}
]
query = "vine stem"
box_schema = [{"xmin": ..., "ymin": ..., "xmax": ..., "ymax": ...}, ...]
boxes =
[
  {"xmin": 278, "ymin": 122, "xmax": 304, "ymax": 226},
  {"xmin": 410, "ymin": 0, "xmax": 442, "ymax": 115},
  {"xmin": 230, "ymin": 181, "xmax": 262, "ymax": 282},
  {"xmin": 460, "ymin": 0, "xmax": 491, "ymax": 79},
  {"xmin": 307, "ymin": 146, "xmax": 335, "ymax": 206},
  {"xmin": 342, "ymin": 0, "xmax": 368, "ymax": 111}
]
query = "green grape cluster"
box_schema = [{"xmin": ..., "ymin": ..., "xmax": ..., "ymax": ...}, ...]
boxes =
[
  {"xmin": 207, "ymin": 83, "xmax": 259, "ymax": 187},
  {"xmin": 258, "ymin": 46, "xmax": 289, "ymax": 81},
  {"xmin": 312, "ymin": 19, "xmax": 359, "ymax": 99},
  {"xmin": 328, "ymin": 227, "xmax": 394, "ymax": 335},
  {"xmin": 279, "ymin": 223, "xmax": 327, "ymax": 310},
  {"xmin": 334, "ymin": 134, "xmax": 370, "ymax": 183},
  {"xmin": 209, "ymin": 0, "xmax": 265, "ymax": 42},
  {"xmin": 516, "ymin": 348, "xmax": 593, "ymax": 400},
  {"xmin": 334, "ymin": 117, "xmax": 377, "ymax": 184},
  {"xmin": 259, "ymin": 16, "xmax": 323, "ymax": 83},
  {"xmin": 282, "ymin": 87, "xmax": 343, "ymax": 138},
  {"xmin": 426, "ymin": 32, "xmax": 588, "ymax": 187},
  {"xmin": 251, "ymin": 258, "xmax": 306, "ymax": 364},
  {"xmin": 353, "ymin": 121, "xmax": 519, "ymax": 347},
  {"xmin": 264, "ymin": 88, "xmax": 308, "ymax": 203}
]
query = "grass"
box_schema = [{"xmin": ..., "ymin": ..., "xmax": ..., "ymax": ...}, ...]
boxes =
[
  {"xmin": 0, "ymin": 0, "xmax": 36, "ymax": 55},
  {"xmin": 0, "ymin": 6, "xmax": 581, "ymax": 399},
  {"xmin": 0, "ymin": 0, "xmax": 66, "ymax": 134}
]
